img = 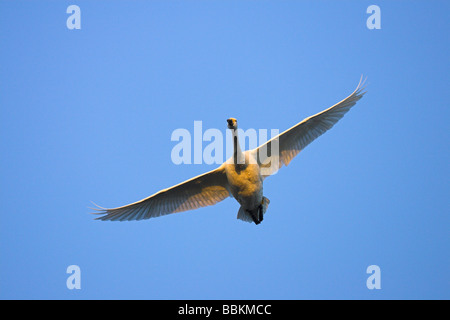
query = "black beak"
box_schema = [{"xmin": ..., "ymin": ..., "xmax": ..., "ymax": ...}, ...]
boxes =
[{"xmin": 227, "ymin": 119, "xmax": 233, "ymax": 126}]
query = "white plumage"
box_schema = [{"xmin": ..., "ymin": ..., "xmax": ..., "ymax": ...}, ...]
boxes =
[{"xmin": 93, "ymin": 78, "xmax": 366, "ymax": 224}]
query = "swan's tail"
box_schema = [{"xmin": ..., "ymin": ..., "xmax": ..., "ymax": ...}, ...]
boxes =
[
  {"xmin": 261, "ymin": 197, "xmax": 270, "ymax": 214},
  {"xmin": 237, "ymin": 207, "xmax": 253, "ymax": 223}
]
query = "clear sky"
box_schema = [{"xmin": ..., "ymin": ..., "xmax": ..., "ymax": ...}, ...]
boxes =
[{"xmin": 0, "ymin": 1, "xmax": 448, "ymax": 299}]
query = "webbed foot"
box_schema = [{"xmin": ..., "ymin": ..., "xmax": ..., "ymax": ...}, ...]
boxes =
[{"xmin": 248, "ymin": 204, "xmax": 264, "ymax": 225}]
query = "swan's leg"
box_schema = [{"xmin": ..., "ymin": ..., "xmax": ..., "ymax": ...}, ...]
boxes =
[
  {"xmin": 257, "ymin": 204, "xmax": 264, "ymax": 223},
  {"xmin": 248, "ymin": 205, "xmax": 264, "ymax": 225},
  {"xmin": 255, "ymin": 197, "xmax": 270, "ymax": 224},
  {"xmin": 248, "ymin": 209, "xmax": 261, "ymax": 225}
]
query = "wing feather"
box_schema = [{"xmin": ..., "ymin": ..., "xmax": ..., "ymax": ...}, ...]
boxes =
[
  {"xmin": 253, "ymin": 77, "xmax": 367, "ymax": 178},
  {"xmin": 94, "ymin": 165, "xmax": 230, "ymax": 221}
]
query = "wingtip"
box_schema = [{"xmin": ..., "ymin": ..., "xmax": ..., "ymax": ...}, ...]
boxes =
[
  {"xmin": 89, "ymin": 200, "xmax": 108, "ymax": 211},
  {"xmin": 88, "ymin": 201, "xmax": 111, "ymax": 221},
  {"xmin": 356, "ymin": 75, "xmax": 368, "ymax": 94},
  {"xmin": 350, "ymin": 75, "xmax": 368, "ymax": 100}
]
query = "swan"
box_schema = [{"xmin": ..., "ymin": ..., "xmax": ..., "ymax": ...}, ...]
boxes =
[{"xmin": 93, "ymin": 78, "xmax": 366, "ymax": 224}]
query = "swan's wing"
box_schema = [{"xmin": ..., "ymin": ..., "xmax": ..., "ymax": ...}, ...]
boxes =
[
  {"xmin": 252, "ymin": 78, "xmax": 366, "ymax": 178},
  {"xmin": 93, "ymin": 165, "xmax": 230, "ymax": 221}
]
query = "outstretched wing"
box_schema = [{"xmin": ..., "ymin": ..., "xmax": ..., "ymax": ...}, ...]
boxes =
[
  {"xmin": 252, "ymin": 77, "xmax": 367, "ymax": 178},
  {"xmin": 93, "ymin": 165, "xmax": 230, "ymax": 221}
]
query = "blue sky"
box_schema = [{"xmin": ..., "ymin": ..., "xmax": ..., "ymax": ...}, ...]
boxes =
[{"xmin": 0, "ymin": 1, "xmax": 448, "ymax": 299}]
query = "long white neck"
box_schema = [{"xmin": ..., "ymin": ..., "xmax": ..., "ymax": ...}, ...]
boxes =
[{"xmin": 231, "ymin": 128, "xmax": 244, "ymax": 165}]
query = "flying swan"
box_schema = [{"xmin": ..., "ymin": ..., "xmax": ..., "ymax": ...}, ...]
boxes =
[{"xmin": 93, "ymin": 78, "xmax": 366, "ymax": 224}]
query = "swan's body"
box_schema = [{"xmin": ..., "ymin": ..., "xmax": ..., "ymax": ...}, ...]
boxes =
[
  {"xmin": 225, "ymin": 151, "xmax": 266, "ymax": 223},
  {"xmin": 94, "ymin": 78, "xmax": 366, "ymax": 224}
]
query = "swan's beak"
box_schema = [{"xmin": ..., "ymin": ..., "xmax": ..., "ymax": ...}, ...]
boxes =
[{"xmin": 227, "ymin": 118, "xmax": 237, "ymax": 129}]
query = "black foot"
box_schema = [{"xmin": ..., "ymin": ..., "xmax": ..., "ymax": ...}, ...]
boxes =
[
  {"xmin": 249, "ymin": 204, "xmax": 264, "ymax": 225},
  {"xmin": 258, "ymin": 204, "xmax": 264, "ymax": 223}
]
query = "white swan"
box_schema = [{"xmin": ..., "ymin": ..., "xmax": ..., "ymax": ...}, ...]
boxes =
[{"xmin": 93, "ymin": 78, "xmax": 366, "ymax": 224}]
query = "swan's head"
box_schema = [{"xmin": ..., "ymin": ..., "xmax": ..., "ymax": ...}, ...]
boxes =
[{"xmin": 227, "ymin": 118, "xmax": 237, "ymax": 129}]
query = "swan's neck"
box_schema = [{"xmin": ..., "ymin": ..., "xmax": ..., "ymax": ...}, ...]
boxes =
[{"xmin": 232, "ymin": 128, "xmax": 244, "ymax": 165}]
